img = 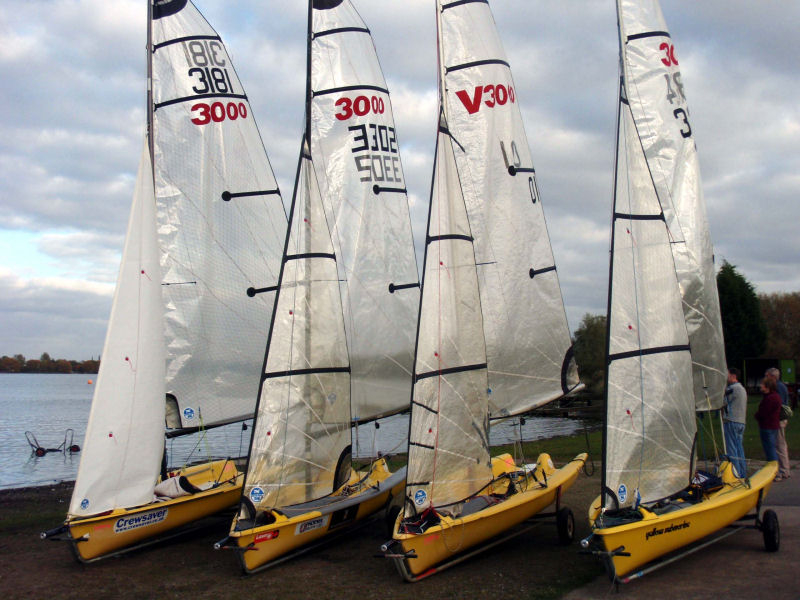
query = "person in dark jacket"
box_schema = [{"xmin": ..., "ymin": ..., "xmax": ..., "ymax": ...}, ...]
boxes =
[{"xmin": 755, "ymin": 378, "xmax": 781, "ymax": 466}]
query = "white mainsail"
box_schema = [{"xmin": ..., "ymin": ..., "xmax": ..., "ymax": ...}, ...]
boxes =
[
  {"xmin": 309, "ymin": 0, "xmax": 419, "ymax": 423},
  {"xmin": 403, "ymin": 0, "xmax": 578, "ymax": 517},
  {"xmin": 438, "ymin": 0, "xmax": 580, "ymax": 419},
  {"xmin": 69, "ymin": 0, "xmax": 285, "ymax": 516},
  {"xmin": 152, "ymin": 0, "xmax": 286, "ymax": 429},
  {"xmin": 241, "ymin": 0, "xmax": 418, "ymax": 513},
  {"xmin": 602, "ymin": 0, "xmax": 716, "ymax": 508},
  {"xmin": 616, "ymin": 0, "xmax": 726, "ymax": 411},
  {"xmin": 69, "ymin": 142, "xmax": 166, "ymax": 516}
]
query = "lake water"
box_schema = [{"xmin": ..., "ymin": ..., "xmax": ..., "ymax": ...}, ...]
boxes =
[{"xmin": 0, "ymin": 373, "xmax": 588, "ymax": 489}]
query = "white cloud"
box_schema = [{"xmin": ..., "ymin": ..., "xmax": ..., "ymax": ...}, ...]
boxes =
[{"xmin": 2, "ymin": 0, "xmax": 798, "ymax": 358}]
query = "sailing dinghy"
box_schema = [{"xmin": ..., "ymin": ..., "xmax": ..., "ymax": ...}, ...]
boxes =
[
  {"xmin": 215, "ymin": 0, "xmax": 420, "ymax": 574},
  {"xmin": 41, "ymin": 0, "xmax": 287, "ymax": 562},
  {"xmin": 581, "ymin": 0, "xmax": 779, "ymax": 583},
  {"xmin": 380, "ymin": 0, "xmax": 585, "ymax": 581}
]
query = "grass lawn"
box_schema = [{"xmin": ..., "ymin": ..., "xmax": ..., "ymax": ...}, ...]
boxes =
[{"xmin": 485, "ymin": 394, "xmax": 799, "ymax": 470}]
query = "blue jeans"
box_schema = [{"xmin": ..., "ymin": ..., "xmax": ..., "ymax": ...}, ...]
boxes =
[
  {"xmin": 759, "ymin": 428, "xmax": 779, "ymax": 462},
  {"xmin": 724, "ymin": 421, "xmax": 746, "ymax": 477}
]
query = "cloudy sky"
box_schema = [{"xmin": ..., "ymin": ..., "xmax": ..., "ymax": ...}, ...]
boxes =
[{"xmin": 1, "ymin": 0, "xmax": 798, "ymax": 361}]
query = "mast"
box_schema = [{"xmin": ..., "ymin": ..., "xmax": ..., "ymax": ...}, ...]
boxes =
[
  {"xmin": 600, "ymin": 0, "xmax": 626, "ymax": 509},
  {"xmin": 146, "ymin": 0, "xmax": 154, "ymax": 174}
]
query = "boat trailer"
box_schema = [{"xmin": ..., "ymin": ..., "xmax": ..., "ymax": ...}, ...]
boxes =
[
  {"xmin": 25, "ymin": 429, "xmax": 80, "ymax": 457},
  {"xmin": 579, "ymin": 490, "xmax": 780, "ymax": 587}
]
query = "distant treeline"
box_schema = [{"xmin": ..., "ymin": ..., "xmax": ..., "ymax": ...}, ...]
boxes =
[{"xmin": 0, "ymin": 353, "xmax": 99, "ymax": 374}]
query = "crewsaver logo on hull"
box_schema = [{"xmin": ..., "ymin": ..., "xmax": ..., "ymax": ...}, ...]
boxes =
[{"xmin": 114, "ymin": 508, "xmax": 169, "ymax": 533}]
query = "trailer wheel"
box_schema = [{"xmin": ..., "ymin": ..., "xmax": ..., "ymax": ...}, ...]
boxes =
[
  {"xmin": 762, "ymin": 509, "xmax": 780, "ymax": 552},
  {"xmin": 557, "ymin": 507, "xmax": 575, "ymax": 545}
]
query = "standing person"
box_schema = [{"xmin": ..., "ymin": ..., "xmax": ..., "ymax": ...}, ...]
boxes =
[
  {"xmin": 766, "ymin": 367, "xmax": 791, "ymax": 480},
  {"xmin": 723, "ymin": 367, "xmax": 747, "ymax": 477},
  {"xmin": 755, "ymin": 378, "xmax": 781, "ymax": 469}
]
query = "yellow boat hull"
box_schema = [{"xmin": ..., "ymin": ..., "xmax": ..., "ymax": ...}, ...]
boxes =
[
  {"xmin": 588, "ymin": 460, "xmax": 778, "ymax": 579},
  {"xmin": 390, "ymin": 452, "xmax": 587, "ymax": 579},
  {"xmin": 227, "ymin": 458, "xmax": 405, "ymax": 574},
  {"xmin": 64, "ymin": 459, "xmax": 242, "ymax": 562}
]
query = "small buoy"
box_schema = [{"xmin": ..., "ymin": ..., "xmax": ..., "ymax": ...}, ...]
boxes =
[{"xmin": 87, "ymin": 379, "xmax": 93, "ymax": 385}]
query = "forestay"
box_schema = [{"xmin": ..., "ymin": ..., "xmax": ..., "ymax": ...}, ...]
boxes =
[
  {"xmin": 439, "ymin": 0, "xmax": 580, "ymax": 419},
  {"xmin": 69, "ymin": 143, "xmax": 166, "ymax": 517},
  {"xmin": 309, "ymin": 0, "xmax": 419, "ymax": 424},
  {"xmin": 617, "ymin": 0, "xmax": 726, "ymax": 411},
  {"xmin": 152, "ymin": 0, "xmax": 286, "ymax": 429},
  {"xmin": 602, "ymin": 1, "xmax": 697, "ymax": 509}
]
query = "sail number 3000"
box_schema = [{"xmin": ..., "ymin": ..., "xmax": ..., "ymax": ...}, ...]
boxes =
[
  {"xmin": 335, "ymin": 95, "xmax": 385, "ymax": 121},
  {"xmin": 191, "ymin": 101, "xmax": 248, "ymax": 126}
]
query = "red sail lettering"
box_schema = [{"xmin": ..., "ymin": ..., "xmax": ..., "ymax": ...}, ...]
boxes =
[{"xmin": 455, "ymin": 86, "xmax": 484, "ymax": 115}]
